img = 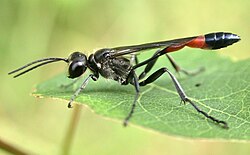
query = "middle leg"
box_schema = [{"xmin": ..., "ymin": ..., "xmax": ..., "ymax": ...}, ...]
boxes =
[{"xmin": 123, "ymin": 70, "xmax": 140, "ymax": 126}]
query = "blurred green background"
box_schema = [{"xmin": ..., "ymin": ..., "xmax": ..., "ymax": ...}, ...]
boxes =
[{"xmin": 1, "ymin": 0, "xmax": 249, "ymax": 154}]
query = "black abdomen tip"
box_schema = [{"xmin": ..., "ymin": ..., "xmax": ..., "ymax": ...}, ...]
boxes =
[{"xmin": 205, "ymin": 32, "xmax": 240, "ymax": 49}]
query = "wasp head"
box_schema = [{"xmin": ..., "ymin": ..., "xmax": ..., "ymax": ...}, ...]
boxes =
[{"xmin": 67, "ymin": 52, "xmax": 88, "ymax": 79}]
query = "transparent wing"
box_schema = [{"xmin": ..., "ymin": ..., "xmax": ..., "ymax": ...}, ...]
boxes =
[{"xmin": 109, "ymin": 36, "xmax": 196, "ymax": 57}]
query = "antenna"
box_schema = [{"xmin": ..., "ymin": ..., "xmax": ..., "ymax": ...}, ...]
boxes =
[{"xmin": 8, "ymin": 57, "xmax": 68, "ymax": 78}]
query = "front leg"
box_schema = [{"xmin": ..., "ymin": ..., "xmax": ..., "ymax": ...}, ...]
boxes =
[
  {"xmin": 60, "ymin": 77, "xmax": 81, "ymax": 88},
  {"xmin": 68, "ymin": 74, "xmax": 95, "ymax": 108}
]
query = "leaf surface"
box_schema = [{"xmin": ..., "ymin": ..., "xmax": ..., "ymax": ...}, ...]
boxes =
[{"xmin": 34, "ymin": 50, "xmax": 250, "ymax": 140}]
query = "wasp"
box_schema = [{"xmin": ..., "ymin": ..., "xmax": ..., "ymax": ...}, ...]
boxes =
[{"xmin": 9, "ymin": 32, "xmax": 240, "ymax": 128}]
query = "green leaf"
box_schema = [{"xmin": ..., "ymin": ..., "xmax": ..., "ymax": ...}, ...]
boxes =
[{"xmin": 34, "ymin": 50, "xmax": 250, "ymax": 140}]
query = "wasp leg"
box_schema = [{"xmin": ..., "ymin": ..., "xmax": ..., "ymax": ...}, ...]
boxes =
[
  {"xmin": 137, "ymin": 47, "xmax": 204, "ymax": 80},
  {"xmin": 139, "ymin": 67, "xmax": 228, "ymax": 128},
  {"xmin": 130, "ymin": 54, "xmax": 139, "ymax": 65},
  {"xmin": 60, "ymin": 77, "xmax": 81, "ymax": 88},
  {"xmin": 123, "ymin": 71, "xmax": 140, "ymax": 127},
  {"xmin": 67, "ymin": 74, "xmax": 94, "ymax": 108},
  {"xmin": 166, "ymin": 54, "xmax": 205, "ymax": 76},
  {"xmin": 138, "ymin": 50, "xmax": 161, "ymax": 80}
]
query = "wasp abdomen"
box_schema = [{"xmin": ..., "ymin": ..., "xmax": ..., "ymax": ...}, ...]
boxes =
[{"xmin": 204, "ymin": 32, "xmax": 240, "ymax": 49}]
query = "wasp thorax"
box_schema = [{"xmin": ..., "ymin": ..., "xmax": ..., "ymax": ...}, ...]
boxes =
[{"xmin": 67, "ymin": 52, "xmax": 88, "ymax": 78}]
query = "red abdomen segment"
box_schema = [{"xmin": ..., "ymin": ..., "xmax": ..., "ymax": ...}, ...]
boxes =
[{"xmin": 165, "ymin": 32, "xmax": 240, "ymax": 53}]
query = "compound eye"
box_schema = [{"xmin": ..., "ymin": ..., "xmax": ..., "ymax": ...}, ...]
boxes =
[{"xmin": 68, "ymin": 61, "xmax": 86, "ymax": 78}]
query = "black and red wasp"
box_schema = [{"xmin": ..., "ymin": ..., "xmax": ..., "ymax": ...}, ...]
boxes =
[{"xmin": 9, "ymin": 32, "xmax": 240, "ymax": 128}]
